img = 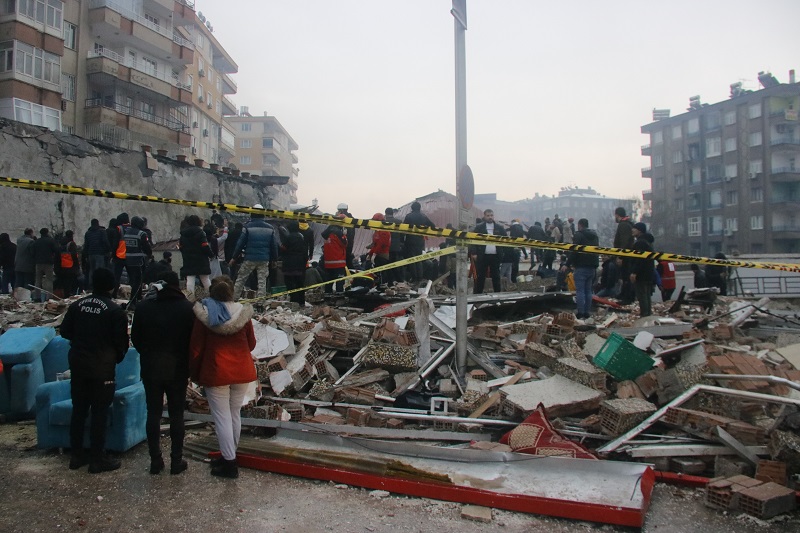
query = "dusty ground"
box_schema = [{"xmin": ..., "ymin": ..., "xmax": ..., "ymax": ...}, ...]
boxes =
[{"xmin": 0, "ymin": 422, "xmax": 797, "ymax": 533}]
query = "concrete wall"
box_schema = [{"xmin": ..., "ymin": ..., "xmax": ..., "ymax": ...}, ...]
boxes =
[{"xmin": 0, "ymin": 118, "xmax": 284, "ymax": 243}]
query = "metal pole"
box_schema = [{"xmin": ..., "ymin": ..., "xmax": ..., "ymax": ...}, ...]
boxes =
[{"xmin": 452, "ymin": 0, "xmax": 469, "ymax": 378}]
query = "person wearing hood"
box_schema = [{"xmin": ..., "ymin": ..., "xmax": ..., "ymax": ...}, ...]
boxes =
[
  {"xmin": 280, "ymin": 221, "xmax": 308, "ymax": 306},
  {"xmin": 563, "ymin": 218, "xmax": 599, "ymax": 319},
  {"xmin": 630, "ymin": 222, "xmax": 654, "ymax": 317},
  {"xmin": 614, "ymin": 207, "xmax": 635, "ymax": 304},
  {"xmin": 321, "ymin": 214, "xmax": 348, "ymax": 293},
  {"xmin": 299, "ymin": 220, "xmax": 315, "ymax": 263},
  {"xmin": 123, "ymin": 216, "xmax": 152, "ymax": 305},
  {"xmin": 705, "ymin": 252, "xmax": 729, "ymax": 296},
  {"xmin": 14, "ymin": 228, "xmax": 35, "ymax": 296},
  {"xmin": 82, "ymin": 219, "xmax": 110, "ymax": 290},
  {"xmin": 0, "ymin": 232, "xmax": 16, "ymax": 294},
  {"xmin": 366, "ymin": 213, "xmax": 391, "ymax": 284},
  {"xmin": 508, "ymin": 219, "xmax": 526, "ymax": 281},
  {"xmin": 526, "ymin": 221, "xmax": 548, "ymax": 267},
  {"xmin": 131, "ymin": 271, "xmax": 195, "ymax": 475},
  {"xmin": 180, "ymin": 215, "xmax": 213, "ymax": 298},
  {"xmin": 189, "ymin": 276, "xmax": 256, "ymax": 479},
  {"xmin": 56, "ymin": 230, "xmax": 80, "ymax": 297},
  {"xmin": 230, "ymin": 205, "xmax": 280, "ymax": 300}
]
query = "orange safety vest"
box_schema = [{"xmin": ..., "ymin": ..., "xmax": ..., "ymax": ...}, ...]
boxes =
[{"xmin": 115, "ymin": 226, "xmax": 126, "ymax": 259}]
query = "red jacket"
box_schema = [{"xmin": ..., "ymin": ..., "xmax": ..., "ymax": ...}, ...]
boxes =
[
  {"xmin": 323, "ymin": 231, "xmax": 347, "ymax": 269},
  {"xmin": 189, "ymin": 301, "xmax": 257, "ymax": 387},
  {"xmin": 369, "ymin": 231, "xmax": 391, "ymax": 257},
  {"xmin": 658, "ymin": 261, "xmax": 676, "ymax": 289}
]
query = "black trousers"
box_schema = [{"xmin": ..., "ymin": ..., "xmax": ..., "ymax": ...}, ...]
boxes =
[
  {"xmin": 387, "ymin": 251, "xmax": 405, "ymax": 284},
  {"xmin": 143, "ymin": 378, "xmax": 187, "ymax": 460},
  {"xmin": 284, "ymin": 272, "xmax": 306, "ymax": 305},
  {"xmin": 475, "ymin": 253, "xmax": 501, "ymax": 294},
  {"xmin": 70, "ymin": 376, "xmax": 115, "ymax": 457}
]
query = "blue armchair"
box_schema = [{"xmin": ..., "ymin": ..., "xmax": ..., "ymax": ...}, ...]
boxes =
[
  {"xmin": 36, "ymin": 347, "xmax": 147, "ymax": 452},
  {"xmin": 0, "ymin": 327, "xmax": 56, "ymax": 420}
]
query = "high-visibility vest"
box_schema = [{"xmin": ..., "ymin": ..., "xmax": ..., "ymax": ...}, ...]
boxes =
[
  {"xmin": 115, "ymin": 226, "xmax": 126, "ymax": 259},
  {"xmin": 60, "ymin": 242, "xmax": 74, "ymax": 268}
]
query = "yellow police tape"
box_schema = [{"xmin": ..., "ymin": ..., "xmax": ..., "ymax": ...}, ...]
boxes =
[
  {"xmin": 2, "ymin": 176, "xmax": 800, "ymax": 274},
  {"xmin": 245, "ymin": 246, "xmax": 456, "ymax": 302}
]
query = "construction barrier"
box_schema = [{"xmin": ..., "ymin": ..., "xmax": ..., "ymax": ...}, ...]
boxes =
[{"xmin": 2, "ymin": 176, "xmax": 800, "ymax": 274}]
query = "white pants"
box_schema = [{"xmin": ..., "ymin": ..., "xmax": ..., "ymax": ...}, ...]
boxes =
[
  {"xmin": 186, "ymin": 274, "xmax": 211, "ymax": 294},
  {"xmin": 205, "ymin": 383, "xmax": 249, "ymax": 460}
]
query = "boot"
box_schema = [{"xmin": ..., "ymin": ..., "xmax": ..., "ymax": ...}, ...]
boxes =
[
  {"xmin": 149, "ymin": 455, "xmax": 165, "ymax": 475},
  {"xmin": 69, "ymin": 450, "xmax": 89, "ymax": 470},
  {"xmin": 210, "ymin": 458, "xmax": 238, "ymax": 479},
  {"xmin": 170, "ymin": 459, "xmax": 188, "ymax": 475},
  {"xmin": 88, "ymin": 454, "xmax": 121, "ymax": 474}
]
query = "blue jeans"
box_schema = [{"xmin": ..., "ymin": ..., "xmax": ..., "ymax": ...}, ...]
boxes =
[{"xmin": 573, "ymin": 267, "xmax": 596, "ymax": 317}]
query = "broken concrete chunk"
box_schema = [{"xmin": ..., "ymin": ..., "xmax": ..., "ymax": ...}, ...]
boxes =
[{"xmin": 499, "ymin": 375, "xmax": 605, "ymax": 418}]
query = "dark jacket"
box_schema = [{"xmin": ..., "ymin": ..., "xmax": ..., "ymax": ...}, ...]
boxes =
[
  {"xmin": 15, "ymin": 234, "xmax": 35, "ymax": 272},
  {"xmin": 83, "ymin": 226, "xmax": 110, "ymax": 256},
  {"xmin": 509, "ymin": 223, "xmax": 526, "ymax": 239},
  {"xmin": 143, "ymin": 259, "xmax": 173, "ymax": 284},
  {"xmin": 402, "ymin": 211, "xmax": 436, "ymax": 254},
  {"xmin": 630, "ymin": 235, "xmax": 654, "ymax": 281},
  {"xmin": 386, "ymin": 216, "xmax": 405, "ymax": 253},
  {"xmin": 600, "ymin": 258, "xmax": 620, "ymax": 290},
  {"xmin": 232, "ymin": 219, "xmax": 280, "ymax": 262},
  {"xmin": 123, "ymin": 224, "xmax": 152, "ymax": 266},
  {"xmin": 470, "ymin": 221, "xmax": 508, "ymax": 257},
  {"xmin": 58, "ymin": 239, "xmax": 80, "ymax": 274},
  {"xmin": 299, "ymin": 223, "xmax": 315, "ymax": 260},
  {"xmin": 0, "ymin": 238, "xmax": 16, "ymax": 270},
  {"xmin": 224, "ymin": 226, "xmax": 242, "ymax": 261},
  {"xmin": 61, "ymin": 292, "xmax": 129, "ymax": 380},
  {"xmin": 131, "ymin": 286, "xmax": 195, "ymax": 381},
  {"xmin": 527, "ymin": 224, "xmax": 548, "ymax": 242},
  {"xmin": 567, "ymin": 228, "xmax": 600, "ymax": 269},
  {"xmin": 614, "ymin": 218, "xmax": 635, "ymax": 249},
  {"xmin": 33, "ymin": 234, "xmax": 59, "ymax": 265},
  {"xmin": 180, "ymin": 225, "xmax": 213, "ymax": 275},
  {"xmin": 280, "ymin": 230, "xmax": 308, "ymax": 274}
]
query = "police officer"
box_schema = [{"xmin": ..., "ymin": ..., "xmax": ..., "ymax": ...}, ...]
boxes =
[
  {"xmin": 123, "ymin": 216, "xmax": 152, "ymax": 306},
  {"xmin": 60, "ymin": 267, "xmax": 129, "ymax": 473}
]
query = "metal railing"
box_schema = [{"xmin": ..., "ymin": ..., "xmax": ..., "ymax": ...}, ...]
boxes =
[
  {"xmin": 772, "ymin": 167, "xmax": 799, "ymax": 174},
  {"xmin": 733, "ymin": 275, "xmax": 800, "ymax": 296},
  {"xmin": 176, "ymin": 0, "xmax": 195, "ymax": 8},
  {"xmin": 221, "ymin": 72, "xmax": 237, "ymax": 93},
  {"xmin": 87, "ymin": 50, "xmax": 180, "ymax": 87},
  {"xmin": 770, "ymin": 137, "xmax": 800, "ymax": 146},
  {"xmin": 85, "ymin": 98, "xmax": 188, "ymax": 132},
  {"xmin": 88, "ymin": 0, "xmax": 195, "ymax": 49},
  {"xmin": 772, "ymin": 225, "xmax": 800, "ymax": 232}
]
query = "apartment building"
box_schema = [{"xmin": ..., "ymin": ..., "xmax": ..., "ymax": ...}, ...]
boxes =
[
  {"xmin": 227, "ymin": 108, "xmax": 299, "ymax": 208},
  {"xmin": 641, "ymin": 71, "xmax": 800, "ymax": 256}
]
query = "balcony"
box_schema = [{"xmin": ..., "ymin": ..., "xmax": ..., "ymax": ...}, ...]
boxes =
[
  {"xmin": 173, "ymin": 0, "xmax": 197, "ymax": 25},
  {"xmin": 86, "ymin": 50, "xmax": 182, "ymax": 101},
  {"xmin": 641, "ymin": 166, "xmax": 652, "ymax": 178},
  {"xmin": 642, "ymin": 189, "xmax": 653, "ymax": 201},
  {"xmin": 221, "ymin": 95, "xmax": 237, "ymax": 116},
  {"xmin": 85, "ymin": 98, "xmax": 188, "ymax": 133},
  {"xmin": 707, "ymin": 202, "xmax": 723, "ymax": 210},
  {"xmin": 772, "ymin": 225, "xmax": 800, "ymax": 239},
  {"xmin": 769, "ymin": 108, "xmax": 799, "ymax": 121},
  {"xmin": 770, "ymin": 137, "xmax": 800, "ymax": 149},
  {"xmin": 771, "ymin": 167, "xmax": 800, "ymax": 182},
  {"xmin": 88, "ymin": 0, "xmax": 194, "ymax": 64},
  {"xmin": 221, "ymin": 73, "xmax": 237, "ymax": 94},
  {"xmin": 641, "ymin": 143, "xmax": 651, "ymax": 156},
  {"xmin": 769, "ymin": 197, "xmax": 800, "ymax": 207}
]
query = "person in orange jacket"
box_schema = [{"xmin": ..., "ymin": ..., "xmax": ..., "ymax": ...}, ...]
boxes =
[{"xmin": 366, "ymin": 213, "xmax": 391, "ymax": 284}]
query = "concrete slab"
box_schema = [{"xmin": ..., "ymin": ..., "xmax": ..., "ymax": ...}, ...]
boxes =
[
  {"xmin": 501, "ymin": 375, "xmax": 606, "ymax": 417},
  {"xmin": 461, "ymin": 505, "xmax": 493, "ymax": 523},
  {"xmin": 775, "ymin": 343, "xmax": 800, "ymax": 370}
]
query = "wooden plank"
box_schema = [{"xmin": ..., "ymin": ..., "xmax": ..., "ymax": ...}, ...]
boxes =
[{"xmin": 468, "ymin": 372, "xmax": 526, "ymax": 419}]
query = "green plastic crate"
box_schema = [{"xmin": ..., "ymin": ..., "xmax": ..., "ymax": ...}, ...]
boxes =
[{"xmin": 593, "ymin": 333, "xmax": 654, "ymax": 381}]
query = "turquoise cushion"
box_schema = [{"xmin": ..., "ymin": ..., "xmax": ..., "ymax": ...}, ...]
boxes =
[
  {"xmin": 0, "ymin": 327, "xmax": 56, "ymax": 365},
  {"xmin": 49, "ymin": 399, "xmax": 73, "ymax": 426},
  {"xmin": 41, "ymin": 337, "xmax": 70, "ymax": 382}
]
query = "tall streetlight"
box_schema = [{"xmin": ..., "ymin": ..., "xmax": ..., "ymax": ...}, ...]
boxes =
[{"xmin": 452, "ymin": 0, "xmax": 471, "ymax": 377}]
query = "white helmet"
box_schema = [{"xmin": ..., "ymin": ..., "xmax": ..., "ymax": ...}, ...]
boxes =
[
  {"xmin": 252, "ymin": 204, "xmax": 264, "ymax": 209},
  {"xmin": 337, "ymin": 203, "xmax": 348, "ymax": 211}
]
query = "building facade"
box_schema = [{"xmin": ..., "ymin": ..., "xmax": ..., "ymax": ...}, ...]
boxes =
[
  {"xmin": 227, "ymin": 108, "xmax": 299, "ymax": 209},
  {"xmin": 641, "ymin": 72, "xmax": 800, "ymax": 256}
]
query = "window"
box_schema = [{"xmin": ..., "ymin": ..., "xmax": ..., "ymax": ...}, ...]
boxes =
[
  {"xmin": 654, "ymin": 177, "xmax": 665, "ymax": 190},
  {"xmin": 672, "ymin": 125, "xmax": 682, "ymax": 139},
  {"xmin": 675, "ymin": 198, "xmax": 684, "ymax": 211},
  {"xmin": 726, "ymin": 218, "xmax": 738, "ymax": 232},
  {"xmin": 687, "ymin": 118, "xmax": 699, "ymax": 134},
  {"xmin": 653, "ymin": 130, "xmax": 663, "ymax": 145},
  {"xmin": 708, "ymin": 189, "xmax": 722, "ymax": 208},
  {"xmin": 726, "ymin": 190, "xmax": 738, "ymax": 205},
  {"xmin": 144, "ymin": 13, "xmax": 159, "ymax": 28},
  {"xmin": 60, "ymin": 73, "xmax": 74, "ymax": 101},
  {"xmin": 707, "ymin": 216, "xmax": 723, "ymax": 234},
  {"xmin": 688, "ymin": 217, "xmax": 701, "ymax": 236},
  {"xmin": 140, "ymin": 101, "xmax": 155, "ymax": 118},
  {"xmin": 240, "ymin": 156, "xmax": 251, "ymax": 165},
  {"xmin": 142, "ymin": 57, "xmax": 157, "ymax": 76},
  {"xmin": 63, "ymin": 22, "xmax": 76, "ymax": 49},
  {"xmin": 263, "ymin": 138, "xmax": 273, "ymax": 149},
  {"xmin": 689, "ymin": 167, "xmax": 701, "ymax": 185},
  {"xmin": 705, "ymin": 113, "xmax": 720, "ymax": 130},
  {"xmin": 672, "ymin": 150, "xmax": 683, "ymax": 163},
  {"xmin": 187, "ymin": 74, "xmax": 193, "ymax": 89},
  {"xmin": 16, "ymin": 1, "xmax": 63, "ymax": 31},
  {"xmin": 708, "ymin": 164, "xmax": 722, "ymax": 181},
  {"xmin": 198, "ymin": 58, "xmax": 204, "ymax": 74},
  {"xmin": 748, "ymin": 103, "xmax": 762, "ymax": 119},
  {"xmin": 724, "ymin": 111, "xmax": 736, "ymax": 126},
  {"xmin": 688, "ymin": 193, "xmax": 701, "ymax": 210},
  {"xmin": 673, "ymin": 174, "xmax": 684, "ymax": 188},
  {"xmin": 13, "ymin": 98, "xmax": 60, "ymax": 130},
  {"xmin": 749, "ymin": 131, "xmax": 762, "ymax": 147},
  {"xmin": 749, "ymin": 160, "xmax": 763, "ymax": 175},
  {"xmin": 725, "ymin": 164, "xmax": 737, "ymax": 179},
  {"xmin": 750, "ymin": 215, "xmax": 763, "ymax": 230},
  {"xmin": 241, "ymin": 123, "xmax": 251, "ymax": 132},
  {"xmin": 197, "ymin": 84, "xmax": 203, "ymax": 100},
  {"xmin": 240, "ymin": 139, "xmax": 252, "ymax": 148},
  {"xmin": 724, "ymin": 137, "xmax": 736, "ymax": 152},
  {"xmin": 751, "ymin": 186, "xmax": 763, "ymax": 202},
  {"xmin": 45, "ymin": 0, "xmax": 61, "ymax": 30},
  {"xmin": 706, "ymin": 137, "xmax": 721, "ymax": 157},
  {"xmin": 10, "ymin": 41, "xmax": 60, "ymax": 85},
  {"xmin": 0, "ymin": 42, "xmax": 12, "ymax": 72},
  {"xmin": 653, "ymin": 154, "xmax": 663, "ymax": 167},
  {"xmin": 676, "ymin": 223, "xmax": 684, "ymax": 236}
]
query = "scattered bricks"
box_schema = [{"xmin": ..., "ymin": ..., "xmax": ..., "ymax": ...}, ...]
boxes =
[
  {"xmin": 283, "ymin": 403, "xmax": 305, "ymax": 421},
  {"xmin": 468, "ymin": 369, "xmax": 488, "ymax": 381},
  {"xmin": 266, "ymin": 354, "xmax": 287, "ymax": 373},
  {"xmin": 500, "ymin": 375, "xmax": 606, "ymax": 418},
  {"xmin": 269, "ymin": 370, "xmax": 296, "ymax": 397},
  {"xmin": 715, "ymin": 455, "xmax": 755, "ymax": 479},
  {"xmin": 361, "ymin": 342, "xmax": 417, "ymax": 373},
  {"xmin": 461, "ymin": 505, "xmax": 493, "ymax": 523},
  {"xmin": 308, "ymin": 380, "xmax": 335, "ymax": 402},
  {"xmin": 704, "ymin": 475, "xmax": 763, "ymax": 510},
  {"xmin": 543, "ymin": 323, "xmax": 572, "ymax": 344},
  {"xmin": 367, "ymin": 415, "xmax": 388, "ymax": 428},
  {"xmin": 738, "ymin": 481, "xmax": 797, "ymax": 519},
  {"xmin": 309, "ymin": 413, "xmax": 345, "ymax": 425},
  {"xmin": 346, "ymin": 408, "xmax": 372, "ymax": 426},
  {"xmin": 615, "ymin": 380, "xmax": 646, "ymax": 400},
  {"xmin": 254, "ymin": 362, "xmax": 270, "ymax": 383},
  {"xmin": 457, "ymin": 422, "xmax": 484, "ymax": 433},
  {"xmin": 663, "ymin": 407, "xmax": 768, "ymax": 445},
  {"xmin": 241, "ymin": 405, "xmax": 276, "ymax": 420},
  {"xmin": 756, "ymin": 460, "xmax": 788, "ymax": 486},
  {"xmin": 599, "ymin": 398, "xmax": 657, "ymax": 436},
  {"xmin": 336, "ymin": 387, "xmax": 377, "ymax": 406},
  {"xmin": 656, "ymin": 368, "xmax": 685, "ymax": 404},
  {"xmin": 711, "ymin": 324, "xmax": 734, "ymax": 341},
  {"xmin": 682, "ymin": 330, "xmax": 704, "ymax": 341},
  {"xmin": 635, "ymin": 370, "xmax": 660, "ymax": 398},
  {"xmin": 558, "ymin": 338, "xmax": 586, "ymax": 361},
  {"xmin": 523, "ymin": 342, "xmax": 560, "ymax": 368},
  {"xmin": 469, "ymin": 441, "xmax": 512, "ymax": 452},
  {"xmin": 438, "ymin": 378, "xmax": 459, "ymax": 398},
  {"xmin": 670, "ymin": 457, "xmax": 707, "ymax": 475},
  {"xmin": 524, "ymin": 326, "xmax": 544, "ymax": 345},
  {"xmin": 553, "ymin": 357, "xmax": 608, "ymax": 392},
  {"xmin": 433, "ymin": 418, "xmax": 458, "ymax": 431},
  {"xmin": 768, "ymin": 430, "xmax": 800, "ymax": 479},
  {"xmin": 553, "ymin": 312, "xmax": 576, "ymax": 329},
  {"xmin": 386, "ymin": 418, "xmax": 405, "ymax": 429}
]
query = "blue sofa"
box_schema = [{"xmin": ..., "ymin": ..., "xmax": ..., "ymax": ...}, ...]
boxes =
[
  {"xmin": 35, "ymin": 347, "xmax": 146, "ymax": 452},
  {"xmin": 0, "ymin": 327, "xmax": 56, "ymax": 419}
]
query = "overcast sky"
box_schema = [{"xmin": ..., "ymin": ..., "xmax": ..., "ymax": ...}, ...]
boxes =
[{"xmin": 197, "ymin": 0, "xmax": 799, "ymax": 217}]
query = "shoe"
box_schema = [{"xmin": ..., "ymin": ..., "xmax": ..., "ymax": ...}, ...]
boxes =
[
  {"xmin": 69, "ymin": 452, "xmax": 89, "ymax": 470},
  {"xmin": 150, "ymin": 456, "xmax": 165, "ymax": 475},
  {"xmin": 210, "ymin": 458, "xmax": 238, "ymax": 479},
  {"xmin": 208, "ymin": 456, "xmax": 224, "ymax": 468},
  {"xmin": 88, "ymin": 455, "xmax": 121, "ymax": 474},
  {"xmin": 170, "ymin": 459, "xmax": 188, "ymax": 475}
]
